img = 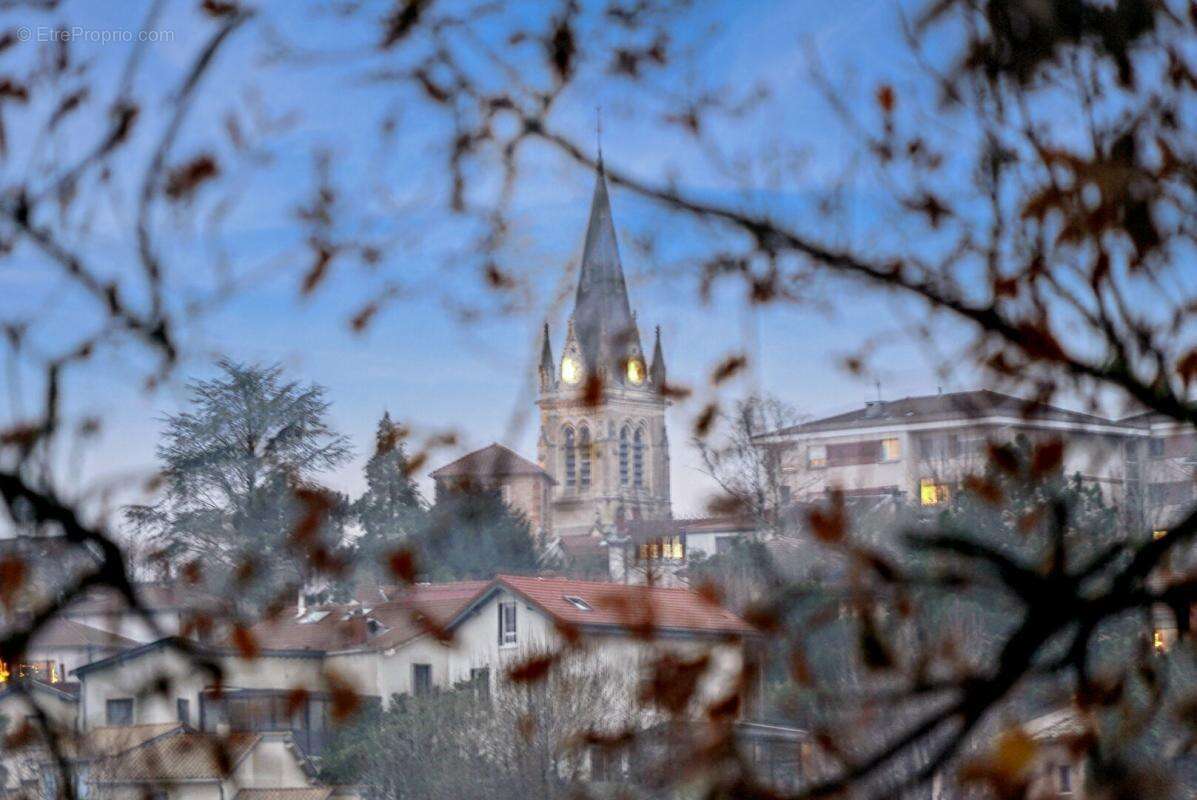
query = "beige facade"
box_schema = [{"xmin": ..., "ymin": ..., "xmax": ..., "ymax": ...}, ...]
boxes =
[
  {"xmin": 72, "ymin": 578, "xmax": 758, "ymax": 749},
  {"xmin": 536, "ymin": 164, "xmax": 672, "ymax": 537},
  {"xmin": 430, "ymin": 443, "xmax": 555, "ymax": 536},
  {"xmin": 758, "ymin": 392, "xmax": 1152, "ymax": 512}
]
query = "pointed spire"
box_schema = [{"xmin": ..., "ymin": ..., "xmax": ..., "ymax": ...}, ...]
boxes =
[
  {"xmin": 650, "ymin": 325, "xmax": 666, "ymax": 386},
  {"xmin": 540, "ymin": 323, "xmax": 554, "ymax": 372},
  {"xmin": 539, "ymin": 322, "xmax": 555, "ymax": 391},
  {"xmin": 571, "ymin": 161, "xmax": 640, "ymax": 376}
]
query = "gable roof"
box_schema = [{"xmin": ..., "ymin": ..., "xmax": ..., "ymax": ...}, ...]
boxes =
[
  {"xmin": 91, "ymin": 729, "xmax": 263, "ymax": 783},
  {"xmin": 430, "ymin": 443, "xmax": 552, "ymax": 481},
  {"xmin": 63, "ymin": 582, "xmax": 228, "ymax": 616},
  {"xmin": 616, "ymin": 515, "xmax": 757, "ymax": 542},
  {"xmin": 452, "ymin": 575, "xmax": 757, "ymax": 638},
  {"xmin": 72, "ymin": 636, "xmax": 324, "ymax": 679},
  {"xmin": 765, "ymin": 390, "xmax": 1134, "ymax": 437},
  {"xmin": 29, "ymin": 617, "xmax": 140, "ymax": 650},
  {"xmin": 60, "ymin": 723, "xmax": 184, "ymax": 760},
  {"xmin": 243, "ymin": 581, "xmax": 489, "ymax": 653}
]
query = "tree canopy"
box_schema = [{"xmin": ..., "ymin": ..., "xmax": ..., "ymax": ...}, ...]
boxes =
[{"xmin": 125, "ymin": 360, "xmax": 352, "ymax": 605}]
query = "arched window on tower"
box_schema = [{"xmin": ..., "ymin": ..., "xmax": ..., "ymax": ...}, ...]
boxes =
[
  {"xmin": 563, "ymin": 427, "xmax": 576, "ymax": 489},
  {"xmin": 633, "ymin": 427, "xmax": 645, "ymax": 488},
  {"xmin": 578, "ymin": 426, "xmax": 592, "ymax": 489},
  {"xmin": 619, "ymin": 426, "xmax": 630, "ymax": 486}
]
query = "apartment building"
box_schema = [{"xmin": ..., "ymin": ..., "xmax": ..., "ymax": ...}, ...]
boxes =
[{"xmin": 757, "ymin": 390, "xmax": 1153, "ymax": 510}]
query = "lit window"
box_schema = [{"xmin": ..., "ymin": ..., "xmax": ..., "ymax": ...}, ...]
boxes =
[
  {"xmin": 0, "ymin": 660, "xmax": 60, "ymax": 684},
  {"xmin": 498, "ymin": 601, "xmax": 518, "ymax": 647},
  {"xmin": 564, "ymin": 595, "xmax": 592, "ymax": 611},
  {"xmin": 881, "ymin": 438, "xmax": 901, "ymax": 462},
  {"xmin": 666, "ymin": 535, "xmax": 685, "ymax": 560},
  {"xmin": 1153, "ymin": 529, "xmax": 1167, "ymax": 540},
  {"xmin": 808, "ymin": 446, "xmax": 827, "ymax": 469},
  {"xmin": 920, "ymin": 479, "xmax": 950, "ymax": 506},
  {"xmin": 1153, "ymin": 629, "xmax": 1169, "ymax": 654}
]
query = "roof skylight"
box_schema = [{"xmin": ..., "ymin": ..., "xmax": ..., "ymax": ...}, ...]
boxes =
[{"xmin": 563, "ymin": 595, "xmax": 592, "ymax": 611}]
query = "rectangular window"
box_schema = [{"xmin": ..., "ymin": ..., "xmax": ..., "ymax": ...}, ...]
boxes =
[
  {"xmin": 880, "ymin": 438, "xmax": 901, "ymax": 462},
  {"xmin": 106, "ymin": 698, "xmax": 134, "ymax": 726},
  {"xmin": 666, "ymin": 535, "xmax": 685, "ymax": 560},
  {"xmin": 807, "ymin": 445, "xmax": 827, "ymax": 469},
  {"xmin": 412, "ymin": 664, "xmax": 432, "ymax": 697},
  {"xmin": 498, "ymin": 601, "xmax": 518, "ymax": 646},
  {"xmin": 1149, "ymin": 438, "xmax": 1165, "ymax": 458},
  {"xmin": 920, "ymin": 479, "xmax": 950, "ymax": 506},
  {"xmin": 176, "ymin": 698, "xmax": 190, "ymax": 726},
  {"xmin": 1057, "ymin": 764, "xmax": 1072, "ymax": 793},
  {"xmin": 469, "ymin": 667, "xmax": 490, "ymax": 700}
]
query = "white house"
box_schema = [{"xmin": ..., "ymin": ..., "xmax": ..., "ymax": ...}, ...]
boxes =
[{"xmin": 68, "ymin": 576, "xmax": 760, "ymax": 758}]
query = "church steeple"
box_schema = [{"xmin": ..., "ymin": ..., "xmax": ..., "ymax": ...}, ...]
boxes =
[
  {"xmin": 536, "ymin": 154, "xmax": 672, "ymax": 541},
  {"xmin": 571, "ymin": 162, "xmax": 642, "ymax": 380}
]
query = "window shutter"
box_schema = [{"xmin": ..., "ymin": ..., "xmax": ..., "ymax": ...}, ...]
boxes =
[{"xmin": 497, "ymin": 603, "xmax": 502, "ymax": 644}]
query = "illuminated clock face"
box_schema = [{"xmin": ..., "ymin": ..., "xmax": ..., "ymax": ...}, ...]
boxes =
[
  {"xmin": 626, "ymin": 358, "xmax": 645, "ymax": 385},
  {"xmin": 561, "ymin": 355, "xmax": 582, "ymax": 385}
]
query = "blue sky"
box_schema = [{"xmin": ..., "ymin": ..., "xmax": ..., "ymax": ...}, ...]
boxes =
[{"xmin": 1, "ymin": 0, "xmax": 988, "ymax": 518}]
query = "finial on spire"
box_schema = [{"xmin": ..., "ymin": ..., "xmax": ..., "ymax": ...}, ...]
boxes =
[{"xmin": 596, "ymin": 105, "xmax": 603, "ymax": 169}]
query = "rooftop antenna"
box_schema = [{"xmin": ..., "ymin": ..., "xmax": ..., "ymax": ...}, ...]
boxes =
[{"xmin": 875, "ymin": 379, "xmax": 883, "ymax": 403}]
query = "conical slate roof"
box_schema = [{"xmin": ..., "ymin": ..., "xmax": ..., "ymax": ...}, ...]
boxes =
[{"xmin": 572, "ymin": 164, "xmax": 641, "ymax": 374}]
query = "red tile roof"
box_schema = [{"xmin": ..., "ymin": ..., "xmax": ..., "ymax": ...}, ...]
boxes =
[
  {"xmin": 430, "ymin": 443, "xmax": 553, "ymax": 481},
  {"xmin": 481, "ymin": 575, "xmax": 757, "ymax": 637},
  {"xmin": 245, "ymin": 581, "xmax": 489, "ymax": 652}
]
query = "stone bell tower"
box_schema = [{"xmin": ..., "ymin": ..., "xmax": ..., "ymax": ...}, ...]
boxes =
[{"xmin": 537, "ymin": 160, "xmax": 672, "ymax": 537}]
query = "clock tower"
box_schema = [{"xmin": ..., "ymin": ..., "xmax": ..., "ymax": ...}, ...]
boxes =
[{"xmin": 537, "ymin": 161, "xmax": 672, "ymax": 536}]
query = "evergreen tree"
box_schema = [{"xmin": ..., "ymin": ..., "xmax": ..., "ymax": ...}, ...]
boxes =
[
  {"xmin": 125, "ymin": 360, "xmax": 352, "ymax": 606},
  {"xmin": 413, "ymin": 489, "xmax": 539, "ymax": 581},
  {"xmin": 352, "ymin": 412, "xmax": 425, "ymax": 577}
]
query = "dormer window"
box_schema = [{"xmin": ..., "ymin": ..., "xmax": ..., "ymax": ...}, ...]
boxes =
[{"xmin": 564, "ymin": 595, "xmax": 592, "ymax": 611}]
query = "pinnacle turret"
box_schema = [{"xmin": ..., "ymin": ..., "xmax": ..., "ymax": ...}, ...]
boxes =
[{"xmin": 650, "ymin": 325, "xmax": 666, "ymax": 387}]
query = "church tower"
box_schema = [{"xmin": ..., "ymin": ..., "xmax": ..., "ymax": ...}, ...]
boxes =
[{"xmin": 537, "ymin": 161, "xmax": 672, "ymax": 536}]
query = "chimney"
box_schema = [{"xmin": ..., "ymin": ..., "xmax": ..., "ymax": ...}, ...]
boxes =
[{"xmin": 864, "ymin": 400, "xmax": 885, "ymax": 419}]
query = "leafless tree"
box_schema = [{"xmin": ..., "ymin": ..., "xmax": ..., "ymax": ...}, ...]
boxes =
[{"xmin": 3, "ymin": 1, "xmax": 1197, "ymax": 799}]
